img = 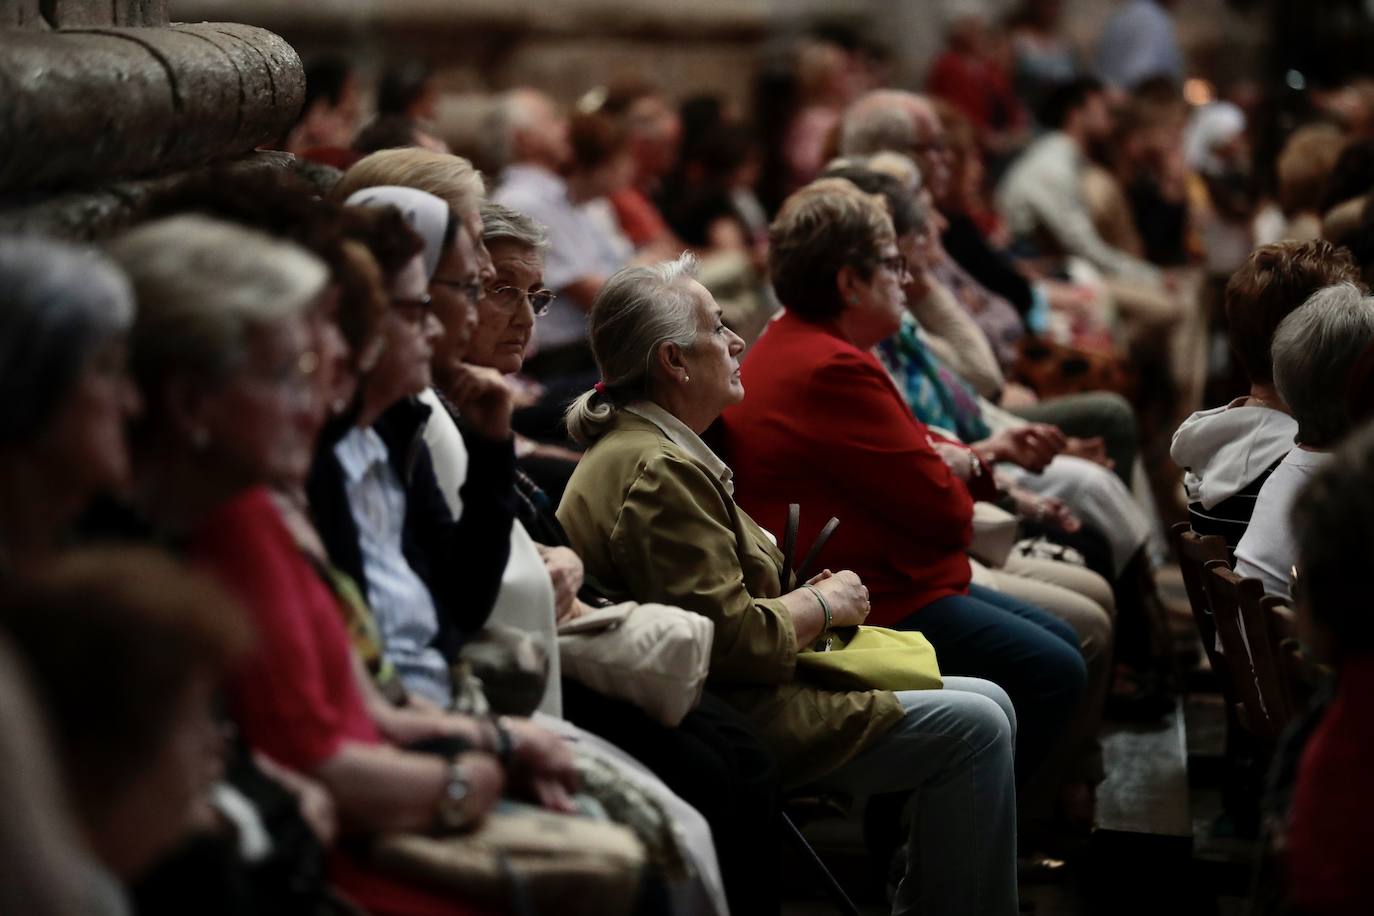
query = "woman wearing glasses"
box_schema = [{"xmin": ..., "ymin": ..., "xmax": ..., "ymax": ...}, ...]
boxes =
[
  {"xmin": 306, "ymin": 186, "xmax": 517, "ymax": 701},
  {"xmin": 720, "ymin": 179, "xmax": 1088, "ymax": 818}
]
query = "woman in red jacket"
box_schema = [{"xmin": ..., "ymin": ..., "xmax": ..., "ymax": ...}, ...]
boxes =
[{"xmin": 721, "ymin": 178, "xmax": 1084, "ymax": 785}]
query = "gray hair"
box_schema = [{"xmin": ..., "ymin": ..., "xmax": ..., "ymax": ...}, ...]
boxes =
[
  {"xmin": 564, "ymin": 253, "xmax": 702, "ymax": 445},
  {"xmin": 481, "ymin": 202, "xmax": 549, "ymax": 251},
  {"xmin": 838, "ymin": 90, "xmax": 924, "ymax": 157},
  {"xmin": 106, "ymin": 215, "xmax": 328, "ymax": 392},
  {"xmin": 1272, "ymin": 281, "xmax": 1374, "ymax": 447},
  {"xmin": 0, "ymin": 237, "xmax": 134, "ymax": 444}
]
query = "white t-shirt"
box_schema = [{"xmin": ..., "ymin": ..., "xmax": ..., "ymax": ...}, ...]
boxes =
[{"xmin": 1233, "ymin": 448, "xmax": 1331, "ymax": 599}]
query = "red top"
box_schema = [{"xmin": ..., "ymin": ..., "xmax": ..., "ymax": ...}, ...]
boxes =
[
  {"xmin": 722, "ymin": 312, "xmax": 990, "ymax": 626},
  {"xmin": 189, "ymin": 487, "xmax": 488, "ymax": 916},
  {"xmin": 1286, "ymin": 655, "xmax": 1374, "ymax": 916},
  {"xmin": 926, "ymin": 50, "xmax": 1027, "ymax": 136},
  {"xmin": 609, "ymin": 187, "xmax": 672, "ymax": 248}
]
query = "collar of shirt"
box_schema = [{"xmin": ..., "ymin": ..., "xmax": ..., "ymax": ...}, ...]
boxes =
[
  {"xmin": 334, "ymin": 426, "xmax": 391, "ymax": 486},
  {"xmin": 625, "ymin": 400, "xmax": 735, "ymax": 497}
]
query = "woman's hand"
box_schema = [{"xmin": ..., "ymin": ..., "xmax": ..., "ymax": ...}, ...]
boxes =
[
  {"xmin": 1009, "ymin": 488, "xmax": 1081, "ymax": 534},
  {"xmin": 500, "ymin": 718, "xmax": 580, "ymax": 814},
  {"xmin": 813, "ymin": 570, "xmax": 871, "ymax": 628},
  {"xmin": 444, "ymin": 363, "xmax": 514, "ymax": 442},
  {"xmin": 537, "ymin": 545, "xmax": 585, "ymax": 621},
  {"xmin": 977, "ymin": 424, "xmax": 1066, "ymax": 473}
]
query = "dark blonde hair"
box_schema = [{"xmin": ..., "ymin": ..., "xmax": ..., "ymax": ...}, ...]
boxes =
[{"xmin": 768, "ymin": 178, "xmax": 895, "ymax": 321}]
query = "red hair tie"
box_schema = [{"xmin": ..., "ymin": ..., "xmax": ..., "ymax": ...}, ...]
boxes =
[{"xmin": 594, "ymin": 381, "xmax": 607, "ymax": 395}]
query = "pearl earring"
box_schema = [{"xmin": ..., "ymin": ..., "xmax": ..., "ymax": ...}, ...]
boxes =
[
  {"xmin": 684, "ymin": 375, "xmax": 691, "ymax": 383},
  {"xmin": 191, "ymin": 427, "xmax": 210, "ymax": 449}
]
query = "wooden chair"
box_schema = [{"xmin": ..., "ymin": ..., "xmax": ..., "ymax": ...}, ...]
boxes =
[
  {"xmin": 1203, "ymin": 563, "xmax": 1295, "ymax": 739},
  {"xmin": 1170, "ymin": 522, "xmax": 1232, "ymax": 687},
  {"xmin": 1263, "ymin": 597, "xmax": 1327, "ymax": 714}
]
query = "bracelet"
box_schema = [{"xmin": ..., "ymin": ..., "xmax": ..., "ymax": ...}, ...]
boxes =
[{"xmin": 801, "ymin": 583, "xmax": 832, "ymax": 649}]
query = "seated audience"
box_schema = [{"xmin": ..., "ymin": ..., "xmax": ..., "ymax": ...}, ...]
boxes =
[
  {"xmin": 491, "ymin": 90, "xmax": 628, "ymax": 379},
  {"xmin": 837, "ymin": 93, "xmax": 1143, "ymax": 477},
  {"xmin": 417, "ymin": 201, "xmax": 785, "ymax": 915},
  {"xmin": 316, "ymin": 185, "xmax": 506, "ymax": 705},
  {"xmin": 1172, "ymin": 240, "xmax": 1360, "ymax": 546},
  {"xmin": 1283, "ymin": 420, "xmax": 1374, "ymax": 916},
  {"xmin": 327, "ymin": 174, "xmax": 733, "ymax": 916},
  {"xmin": 557, "ymin": 253, "xmax": 1020, "ymax": 915},
  {"xmin": 0, "ymin": 237, "xmax": 139, "ymax": 565},
  {"xmin": 1235, "ymin": 282, "xmax": 1374, "ymax": 598},
  {"xmin": 107, "ymin": 214, "xmax": 561, "ymax": 915},
  {"xmin": 599, "ymin": 78, "xmax": 686, "ymax": 251},
  {"xmin": 996, "ymin": 78, "xmax": 1167, "ymax": 290},
  {"xmin": 926, "ymin": 11, "xmax": 1028, "ymax": 160},
  {"xmin": 0, "ymin": 547, "xmax": 250, "ymax": 902},
  {"xmin": 720, "ymin": 179, "xmax": 1085, "ymax": 796}
]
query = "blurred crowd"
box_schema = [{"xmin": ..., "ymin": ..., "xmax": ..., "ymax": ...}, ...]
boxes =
[{"xmin": 4, "ymin": 1, "xmax": 1374, "ymax": 914}]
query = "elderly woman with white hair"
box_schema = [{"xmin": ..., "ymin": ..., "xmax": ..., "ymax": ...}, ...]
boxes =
[
  {"xmin": 0, "ymin": 237, "xmax": 141, "ymax": 566},
  {"xmin": 1235, "ymin": 281, "xmax": 1374, "ymax": 599}
]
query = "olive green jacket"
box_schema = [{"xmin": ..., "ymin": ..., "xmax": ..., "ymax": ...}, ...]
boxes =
[{"xmin": 557, "ymin": 408, "xmax": 904, "ymax": 788}]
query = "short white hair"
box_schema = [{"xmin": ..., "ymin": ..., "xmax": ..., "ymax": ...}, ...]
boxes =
[
  {"xmin": 1273, "ymin": 281, "xmax": 1374, "ymax": 447},
  {"xmin": 107, "ymin": 215, "xmax": 328, "ymax": 386}
]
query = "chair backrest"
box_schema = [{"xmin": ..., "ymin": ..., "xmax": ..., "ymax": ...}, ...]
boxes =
[
  {"xmin": 1172, "ymin": 522, "xmax": 1232, "ymax": 687},
  {"xmin": 1203, "ymin": 563, "xmax": 1292, "ymax": 739},
  {"xmin": 1263, "ymin": 596, "xmax": 1323, "ymax": 717}
]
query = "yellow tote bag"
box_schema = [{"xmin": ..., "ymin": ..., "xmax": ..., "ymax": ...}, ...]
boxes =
[{"xmin": 795, "ymin": 625, "xmax": 943, "ymax": 692}]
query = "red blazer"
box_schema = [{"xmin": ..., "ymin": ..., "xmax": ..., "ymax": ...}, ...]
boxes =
[{"xmin": 721, "ymin": 311, "xmax": 991, "ymax": 626}]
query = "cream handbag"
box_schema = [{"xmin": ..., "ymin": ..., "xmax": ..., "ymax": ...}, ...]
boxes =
[{"xmin": 557, "ymin": 602, "xmax": 714, "ymax": 727}]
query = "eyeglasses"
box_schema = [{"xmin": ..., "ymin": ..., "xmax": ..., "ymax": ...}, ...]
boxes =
[
  {"xmin": 432, "ymin": 276, "xmax": 485, "ymax": 303},
  {"xmin": 485, "ymin": 285, "xmax": 556, "ymax": 318},
  {"xmin": 391, "ymin": 292, "xmax": 433, "ymax": 327},
  {"xmin": 875, "ymin": 254, "xmax": 909, "ymax": 278}
]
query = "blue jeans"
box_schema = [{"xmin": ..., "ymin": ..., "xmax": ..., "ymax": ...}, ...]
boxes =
[
  {"xmin": 896, "ymin": 584, "xmax": 1086, "ymax": 784},
  {"xmin": 812, "ymin": 677, "xmax": 1019, "ymax": 916}
]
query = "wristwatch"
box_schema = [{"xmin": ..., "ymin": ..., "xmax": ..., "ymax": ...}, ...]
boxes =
[{"xmin": 434, "ymin": 759, "xmax": 474, "ymax": 833}]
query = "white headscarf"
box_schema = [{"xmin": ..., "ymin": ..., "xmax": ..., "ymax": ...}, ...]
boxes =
[
  {"xmin": 1184, "ymin": 102, "xmax": 1247, "ymax": 177},
  {"xmin": 343, "ymin": 185, "xmax": 451, "ymax": 280}
]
